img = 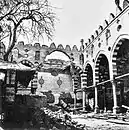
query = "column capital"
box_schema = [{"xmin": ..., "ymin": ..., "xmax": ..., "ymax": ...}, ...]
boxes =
[
  {"xmin": 110, "ymin": 76, "xmax": 117, "ymax": 82},
  {"xmin": 113, "ymin": 106, "xmax": 120, "ymax": 114},
  {"xmin": 82, "ymin": 87, "xmax": 86, "ymax": 92},
  {"xmin": 110, "ymin": 78, "xmax": 117, "ymax": 87},
  {"xmin": 94, "ymin": 106, "xmax": 99, "ymax": 113}
]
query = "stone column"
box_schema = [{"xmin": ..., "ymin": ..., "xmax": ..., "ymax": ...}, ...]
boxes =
[
  {"xmin": 94, "ymin": 84, "xmax": 99, "ymax": 113},
  {"xmin": 74, "ymin": 90, "xmax": 77, "ymax": 109},
  {"xmin": 111, "ymin": 80, "xmax": 119, "ymax": 114},
  {"xmin": 93, "ymin": 65, "xmax": 99, "ymax": 113},
  {"xmin": 82, "ymin": 90, "xmax": 86, "ymax": 111},
  {"xmin": 120, "ymin": 83, "xmax": 124, "ymax": 112},
  {"xmin": 72, "ymin": 75, "xmax": 77, "ymax": 109},
  {"xmin": 102, "ymin": 86, "xmax": 106, "ymax": 112},
  {"xmin": 81, "ymin": 72, "xmax": 87, "ymax": 111},
  {"xmin": 85, "ymin": 93, "xmax": 89, "ymax": 104},
  {"xmin": 109, "ymin": 57, "xmax": 119, "ymax": 114}
]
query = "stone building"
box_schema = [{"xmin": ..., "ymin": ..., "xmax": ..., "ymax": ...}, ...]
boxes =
[
  {"xmin": 2, "ymin": 1, "xmax": 129, "ymax": 114},
  {"xmin": 12, "ymin": 42, "xmax": 83, "ymax": 104},
  {"xmin": 77, "ymin": 1, "xmax": 129, "ymax": 114}
]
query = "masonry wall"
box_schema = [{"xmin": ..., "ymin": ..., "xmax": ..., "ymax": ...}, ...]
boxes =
[
  {"xmin": 12, "ymin": 42, "xmax": 82, "ymax": 67},
  {"xmin": 11, "ymin": 42, "xmax": 82, "ymax": 98},
  {"xmin": 83, "ymin": 6, "xmax": 129, "ymax": 66},
  {"xmin": 37, "ymin": 72, "xmax": 73, "ymax": 95},
  {"xmin": 81, "ymin": 4, "xmax": 129, "ymax": 112}
]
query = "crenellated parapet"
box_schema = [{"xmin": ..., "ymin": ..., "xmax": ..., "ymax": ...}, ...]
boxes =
[
  {"xmin": 16, "ymin": 41, "xmax": 80, "ymax": 53},
  {"xmin": 65, "ymin": 45, "xmax": 71, "ymax": 51},
  {"xmin": 12, "ymin": 41, "xmax": 81, "ymax": 67}
]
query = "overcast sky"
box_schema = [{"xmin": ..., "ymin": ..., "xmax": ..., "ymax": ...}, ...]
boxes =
[
  {"xmin": 48, "ymin": 0, "xmax": 116, "ymax": 49},
  {"xmin": 17, "ymin": 0, "xmax": 117, "ymax": 49}
]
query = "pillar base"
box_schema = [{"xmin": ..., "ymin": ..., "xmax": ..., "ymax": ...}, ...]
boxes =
[
  {"xmin": 113, "ymin": 106, "xmax": 119, "ymax": 114},
  {"xmin": 83, "ymin": 107, "xmax": 86, "ymax": 111},
  {"xmin": 104, "ymin": 107, "xmax": 107, "ymax": 113},
  {"xmin": 94, "ymin": 106, "xmax": 99, "ymax": 113}
]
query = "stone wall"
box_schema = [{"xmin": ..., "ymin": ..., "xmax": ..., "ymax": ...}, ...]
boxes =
[
  {"xmin": 12, "ymin": 42, "xmax": 81, "ymax": 67},
  {"xmin": 37, "ymin": 72, "xmax": 73, "ymax": 95},
  {"xmin": 11, "ymin": 42, "xmax": 82, "ymax": 99}
]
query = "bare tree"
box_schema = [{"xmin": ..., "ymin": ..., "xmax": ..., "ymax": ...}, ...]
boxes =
[{"xmin": 0, "ymin": 0, "xmax": 56, "ymax": 61}]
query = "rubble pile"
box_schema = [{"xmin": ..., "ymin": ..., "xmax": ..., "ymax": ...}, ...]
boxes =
[{"xmin": 39, "ymin": 107, "xmax": 86, "ymax": 130}]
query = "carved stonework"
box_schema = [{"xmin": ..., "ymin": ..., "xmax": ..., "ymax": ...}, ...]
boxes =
[
  {"xmin": 38, "ymin": 76, "xmax": 44, "ymax": 87},
  {"xmin": 80, "ymin": 53, "xmax": 84, "ymax": 65},
  {"xmin": 57, "ymin": 77, "xmax": 62, "ymax": 87},
  {"xmin": 123, "ymin": 0, "xmax": 129, "ymax": 9},
  {"xmin": 105, "ymin": 29, "xmax": 111, "ymax": 40},
  {"xmin": 51, "ymin": 70, "xmax": 58, "ymax": 76}
]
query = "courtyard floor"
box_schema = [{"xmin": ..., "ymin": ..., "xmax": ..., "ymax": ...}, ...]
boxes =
[
  {"xmin": 71, "ymin": 113, "xmax": 129, "ymax": 130},
  {"xmin": 1, "ymin": 111, "xmax": 129, "ymax": 130}
]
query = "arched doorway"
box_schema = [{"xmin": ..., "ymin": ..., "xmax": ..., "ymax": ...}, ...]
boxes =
[
  {"xmin": 46, "ymin": 50, "xmax": 71, "ymax": 61},
  {"xmin": 95, "ymin": 54, "xmax": 112, "ymax": 111},
  {"xmin": 112, "ymin": 39, "xmax": 129, "ymax": 112},
  {"xmin": 85, "ymin": 63, "xmax": 94, "ymax": 110},
  {"xmin": 39, "ymin": 50, "xmax": 74, "ymax": 104},
  {"xmin": 85, "ymin": 64, "xmax": 93, "ymax": 87}
]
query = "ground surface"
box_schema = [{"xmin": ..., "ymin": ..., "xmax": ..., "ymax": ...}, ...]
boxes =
[
  {"xmin": 71, "ymin": 113, "xmax": 129, "ymax": 130},
  {"xmin": 1, "ymin": 112, "xmax": 129, "ymax": 130}
]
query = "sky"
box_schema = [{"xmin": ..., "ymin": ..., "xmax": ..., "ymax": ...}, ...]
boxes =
[
  {"xmin": 47, "ymin": 0, "xmax": 116, "ymax": 49},
  {"xmin": 16, "ymin": 0, "xmax": 118, "ymax": 49}
]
